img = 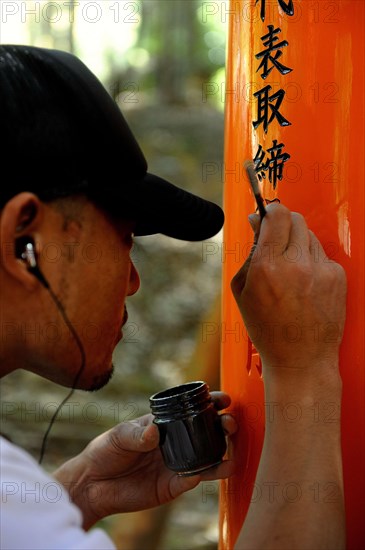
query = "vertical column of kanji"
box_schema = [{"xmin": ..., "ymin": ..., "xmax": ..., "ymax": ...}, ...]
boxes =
[{"xmin": 220, "ymin": 0, "xmax": 364, "ymax": 548}]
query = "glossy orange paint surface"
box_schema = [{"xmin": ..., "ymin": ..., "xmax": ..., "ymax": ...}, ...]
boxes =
[{"xmin": 220, "ymin": 1, "xmax": 364, "ymax": 548}]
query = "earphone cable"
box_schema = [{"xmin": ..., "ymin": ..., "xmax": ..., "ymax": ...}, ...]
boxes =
[{"xmin": 38, "ymin": 284, "xmax": 86, "ymax": 465}]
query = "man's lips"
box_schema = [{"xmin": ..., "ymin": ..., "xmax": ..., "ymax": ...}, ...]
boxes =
[
  {"xmin": 115, "ymin": 309, "xmax": 129, "ymax": 345},
  {"xmin": 122, "ymin": 307, "xmax": 128, "ymax": 327}
]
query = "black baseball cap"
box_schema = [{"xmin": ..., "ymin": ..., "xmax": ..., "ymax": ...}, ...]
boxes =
[{"xmin": 0, "ymin": 45, "xmax": 224, "ymax": 240}]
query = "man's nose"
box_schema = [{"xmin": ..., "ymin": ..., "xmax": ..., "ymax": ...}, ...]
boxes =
[{"xmin": 128, "ymin": 261, "xmax": 140, "ymax": 296}]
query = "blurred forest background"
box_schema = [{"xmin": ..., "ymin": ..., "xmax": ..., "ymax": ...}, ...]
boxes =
[{"xmin": 0, "ymin": 2, "xmax": 229, "ymax": 548}]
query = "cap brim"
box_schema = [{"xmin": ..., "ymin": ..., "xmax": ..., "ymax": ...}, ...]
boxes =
[{"xmin": 89, "ymin": 173, "xmax": 224, "ymax": 241}]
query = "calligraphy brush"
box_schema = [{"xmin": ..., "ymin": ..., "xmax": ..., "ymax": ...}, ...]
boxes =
[{"xmin": 244, "ymin": 160, "xmax": 267, "ymax": 219}]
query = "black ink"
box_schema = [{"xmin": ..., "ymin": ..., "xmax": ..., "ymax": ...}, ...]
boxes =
[
  {"xmin": 256, "ymin": 25, "xmax": 292, "ymax": 79},
  {"xmin": 255, "ymin": 0, "xmax": 294, "ymax": 22},
  {"xmin": 266, "ymin": 140, "xmax": 291, "ymax": 189},
  {"xmin": 252, "ymin": 85, "xmax": 291, "ymax": 133},
  {"xmin": 254, "ymin": 140, "xmax": 291, "ymax": 189},
  {"xmin": 150, "ymin": 382, "xmax": 226, "ymax": 476},
  {"xmin": 253, "ymin": 144, "xmax": 267, "ymax": 179}
]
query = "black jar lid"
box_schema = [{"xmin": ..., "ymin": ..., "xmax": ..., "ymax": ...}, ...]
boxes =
[{"xmin": 150, "ymin": 381, "xmax": 210, "ymax": 416}]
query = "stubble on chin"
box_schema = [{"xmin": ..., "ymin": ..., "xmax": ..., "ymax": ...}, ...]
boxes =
[{"xmin": 87, "ymin": 364, "xmax": 115, "ymax": 392}]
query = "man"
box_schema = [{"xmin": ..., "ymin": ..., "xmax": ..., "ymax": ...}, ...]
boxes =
[{"xmin": 0, "ymin": 46, "xmax": 346, "ymax": 549}]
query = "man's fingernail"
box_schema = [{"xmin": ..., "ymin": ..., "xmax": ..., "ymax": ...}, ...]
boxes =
[{"xmin": 248, "ymin": 214, "xmax": 260, "ymax": 232}]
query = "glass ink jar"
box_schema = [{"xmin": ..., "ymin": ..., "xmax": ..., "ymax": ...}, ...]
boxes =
[{"xmin": 149, "ymin": 381, "xmax": 227, "ymax": 476}]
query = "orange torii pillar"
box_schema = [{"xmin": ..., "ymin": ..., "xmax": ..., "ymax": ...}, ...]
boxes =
[{"xmin": 220, "ymin": 1, "xmax": 364, "ymax": 548}]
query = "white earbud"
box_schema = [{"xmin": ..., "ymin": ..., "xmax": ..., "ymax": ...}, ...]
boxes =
[{"xmin": 21, "ymin": 242, "xmax": 37, "ymax": 269}]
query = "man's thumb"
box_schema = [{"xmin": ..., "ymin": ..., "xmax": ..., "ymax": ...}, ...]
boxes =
[{"xmin": 248, "ymin": 213, "xmax": 261, "ymax": 243}]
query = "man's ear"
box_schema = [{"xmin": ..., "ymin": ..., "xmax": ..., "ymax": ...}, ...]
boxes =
[{"xmin": 0, "ymin": 193, "xmax": 44, "ymax": 290}]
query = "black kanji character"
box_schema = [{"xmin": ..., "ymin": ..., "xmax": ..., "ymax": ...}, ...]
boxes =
[
  {"xmin": 252, "ymin": 85, "xmax": 291, "ymax": 133},
  {"xmin": 265, "ymin": 139, "xmax": 291, "ymax": 189},
  {"xmin": 256, "ymin": 25, "xmax": 293, "ymax": 79},
  {"xmin": 255, "ymin": 0, "xmax": 294, "ymax": 23},
  {"xmin": 253, "ymin": 144, "xmax": 267, "ymax": 181},
  {"xmin": 253, "ymin": 141, "xmax": 290, "ymax": 189}
]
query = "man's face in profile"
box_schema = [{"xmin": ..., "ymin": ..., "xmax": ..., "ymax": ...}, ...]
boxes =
[{"xmin": 1, "ymin": 195, "xmax": 140, "ymax": 391}]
